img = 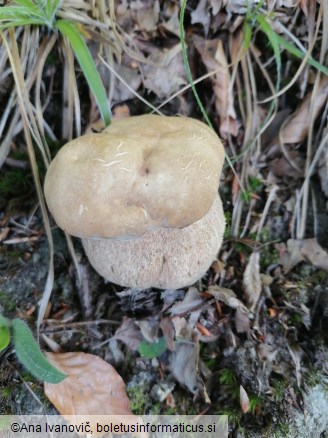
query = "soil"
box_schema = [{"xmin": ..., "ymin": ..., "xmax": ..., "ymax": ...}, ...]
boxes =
[
  {"xmin": 1, "ymin": 2, "xmax": 328, "ymax": 436},
  {"xmin": 1, "ymin": 179, "xmax": 328, "ymax": 436}
]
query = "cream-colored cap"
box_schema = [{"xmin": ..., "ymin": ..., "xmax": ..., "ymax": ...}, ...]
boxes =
[{"xmin": 44, "ymin": 115, "xmax": 225, "ymax": 239}]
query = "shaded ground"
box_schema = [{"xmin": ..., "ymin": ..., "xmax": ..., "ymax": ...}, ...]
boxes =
[
  {"xmin": 1, "ymin": 1, "xmax": 328, "ymax": 436},
  {"xmin": 1, "ymin": 182, "xmax": 328, "ymax": 436}
]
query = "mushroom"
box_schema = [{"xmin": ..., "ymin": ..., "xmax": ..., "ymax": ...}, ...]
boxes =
[{"xmin": 44, "ymin": 115, "xmax": 225, "ymax": 289}]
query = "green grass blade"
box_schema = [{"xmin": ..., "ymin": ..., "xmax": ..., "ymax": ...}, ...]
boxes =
[
  {"xmin": 9, "ymin": 0, "xmax": 39, "ymax": 12},
  {"xmin": 256, "ymin": 15, "xmax": 281, "ymax": 90},
  {"xmin": 12, "ymin": 319, "xmax": 67, "ymax": 383},
  {"xmin": 45, "ymin": 0, "xmax": 62, "ymax": 24},
  {"xmin": 276, "ymin": 34, "xmax": 328, "ymax": 76},
  {"xmin": 243, "ymin": 21, "xmax": 252, "ymax": 50},
  {"xmin": 33, "ymin": 0, "xmax": 61, "ymax": 25},
  {"xmin": 179, "ymin": 0, "xmax": 213, "ymax": 128},
  {"xmin": 0, "ymin": 315, "xmax": 10, "ymax": 351},
  {"xmin": 55, "ymin": 19, "xmax": 111, "ymax": 126},
  {"xmin": 0, "ymin": 6, "xmax": 43, "ymax": 18},
  {"xmin": 0, "ymin": 4, "xmax": 46, "ymax": 28},
  {"xmin": 0, "ymin": 325, "xmax": 10, "ymax": 351},
  {"xmin": 0, "ymin": 19, "xmax": 46, "ymax": 29}
]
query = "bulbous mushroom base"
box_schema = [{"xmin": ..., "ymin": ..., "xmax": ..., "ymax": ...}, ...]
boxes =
[{"xmin": 82, "ymin": 195, "xmax": 225, "ymax": 289}]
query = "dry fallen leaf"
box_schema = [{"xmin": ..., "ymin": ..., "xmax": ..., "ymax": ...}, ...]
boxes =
[
  {"xmin": 168, "ymin": 287, "xmax": 204, "ymax": 318},
  {"xmin": 142, "ymin": 43, "xmax": 186, "ymax": 98},
  {"xmin": 281, "ymin": 238, "xmax": 328, "ymax": 273},
  {"xmin": 268, "ymin": 149, "xmax": 305, "ymax": 178},
  {"xmin": 257, "ymin": 343, "xmax": 278, "ymax": 363},
  {"xmin": 235, "ymin": 308, "xmax": 251, "ymax": 334},
  {"xmin": 169, "ymin": 339, "xmax": 210, "ymax": 402},
  {"xmin": 44, "ymin": 352, "xmax": 132, "ymax": 416},
  {"xmin": 136, "ymin": 0, "xmax": 160, "ymax": 32},
  {"xmin": 137, "ymin": 317, "xmax": 160, "ymax": 343},
  {"xmin": 193, "ymin": 35, "xmax": 240, "ymax": 138},
  {"xmin": 160, "ymin": 3, "xmax": 180, "ymax": 37},
  {"xmin": 239, "ymin": 385, "xmax": 250, "ymax": 413},
  {"xmin": 207, "ymin": 285, "xmax": 249, "ymax": 313},
  {"xmin": 169, "ymin": 315, "xmax": 210, "ymax": 401},
  {"xmin": 287, "ymin": 342, "xmax": 303, "ymax": 387},
  {"xmin": 191, "ymin": 0, "xmax": 211, "ymax": 34},
  {"xmin": 160, "ymin": 316, "xmax": 176, "ymax": 351},
  {"xmin": 280, "ymin": 76, "xmax": 328, "ymax": 144},
  {"xmin": 243, "ymin": 252, "xmax": 262, "ymax": 312},
  {"xmin": 114, "ymin": 317, "xmax": 143, "ymax": 351}
]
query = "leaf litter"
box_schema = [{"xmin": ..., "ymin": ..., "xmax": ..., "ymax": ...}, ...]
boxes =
[
  {"xmin": 1, "ymin": 1, "xmax": 328, "ymax": 436},
  {"xmin": 44, "ymin": 351, "xmax": 132, "ymax": 416}
]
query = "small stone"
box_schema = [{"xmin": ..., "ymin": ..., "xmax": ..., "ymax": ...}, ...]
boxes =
[{"xmin": 150, "ymin": 381, "xmax": 176, "ymax": 402}]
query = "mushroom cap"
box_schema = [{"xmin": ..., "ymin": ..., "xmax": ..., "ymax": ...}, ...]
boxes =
[
  {"xmin": 44, "ymin": 115, "xmax": 224, "ymax": 239},
  {"xmin": 82, "ymin": 195, "xmax": 225, "ymax": 289}
]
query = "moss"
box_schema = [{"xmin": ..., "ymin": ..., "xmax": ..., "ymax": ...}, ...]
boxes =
[
  {"xmin": 0, "ymin": 167, "xmax": 33, "ymax": 200},
  {"xmin": 1, "ymin": 387, "xmax": 11, "ymax": 400},
  {"xmin": 126, "ymin": 385, "xmax": 150, "ymax": 415},
  {"xmin": 0, "ymin": 290, "xmax": 16, "ymax": 313},
  {"xmin": 304, "ymin": 369, "xmax": 324, "ymax": 388},
  {"xmin": 288, "ymin": 312, "xmax": 303, "ymax": 327},
  {"xmin": 162, "ymin": 406, "xmax": 178, "ymax": 415},
  {"xmin": 200, "ymin": 344, "xmax": 220, "ymax": 371},
  {"xmin": 270, "ymin": 378, "xmax": 287, "ymax": 402},
  {"xmin": 273, "ymin": 421, "xmax": 291, "ymax": 437},
  {"xmin": 217, "ymin": 406, "xmax": 241, "ymax": 428},
  {"xmin": 218, "ymin": 368, "xmax": 238, "ymax": 388},
  {"xmin": 257, "ymin": 229, "xmax": 279, "ymax": 268},
  {"xmin": 303, "ymin": 269, "xmax": 327, "ymax": 285},
  {"xmin": 248, "ymin": 393, "xmax": 264, "ymax": 414}
]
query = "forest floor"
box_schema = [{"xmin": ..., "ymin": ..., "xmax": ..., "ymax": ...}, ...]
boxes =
[{"xmin": 1, "ymin": 1, "xmax": 328, "ymax": 437}]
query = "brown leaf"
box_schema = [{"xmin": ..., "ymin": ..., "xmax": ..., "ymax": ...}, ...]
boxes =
[
  {"xmin": 137, "ymin": 317, "xmax": 160, "ymax": 343},
  {"xmin": 44, "ymin": 352, "xmax": 132, "ymax": 416},
  {"xmin": 114, "ymin": 317, "xmax": 143, "ymax": 351},
  {"xmin": 207, "ymin": 285, "xmax": 249, "ymax": 313},
  {"xmin": 160, "ymin": 3, "xmax": 180, "ymax": 37},
  {"xmin": 136, "ymin": 0, "xmax": 160, "ymax": 32},
  {"xmin": 171, "ymin": 316, "xmax": 193, "ymax": 340},
  {"xmin": 287, "ymin": 342, "xmax": 303, "ymax": 387},
  {"xmin": 268, "ymin": 149, "xmax": 304, "ymax": 178},
  {"xmin": 168, "ymin": 287, "xmax": 204, "ymax": 317},
  {"xmin": 243, "ymin": 252, "xmax": 262, "ymax": 312},
  {"xmin": 280, "ymin": 76, "xmax": 328, "ymax": 144},
  {"xmin": 112, "ymin": 64, "xmax": 142, "ymax": 103},
  {"xmin": 210, "ymin": 0, "xmax": 224, "ymax": 15},
  {"xmin": 235, "ymin": 308, "xmax": 250, "ymax": 334},
  {"xmin": 239, "ymin": 385, "xmax": 250, "ymax": 413},
  {"xmin": 281, "ymin": 238, "xmax": 328, "ymax": 273},
  {"xmin": 160, "ymin": 317, "xmax": 176, "ymax": 351},
  {"xmin": 191, "ymin": 0, "xmax": 211, "ymax": 34},
  {"xmin": 142, "ymin": 44, "xmax": 186, "ymax": 98},
  {"xmin": 232, "ymin": 172, "xmax": 241, "ymax": 205},
  {"xmin": 169, "ymin": 339, "xmax": 210, "ymax": 402},
  {"xmin": 257, "ymin": 343, "xmax": 278, "ymax": 362},
  {"xmin": 193, "ymin": 35, "xmax": 240, "ymax": 138}
]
